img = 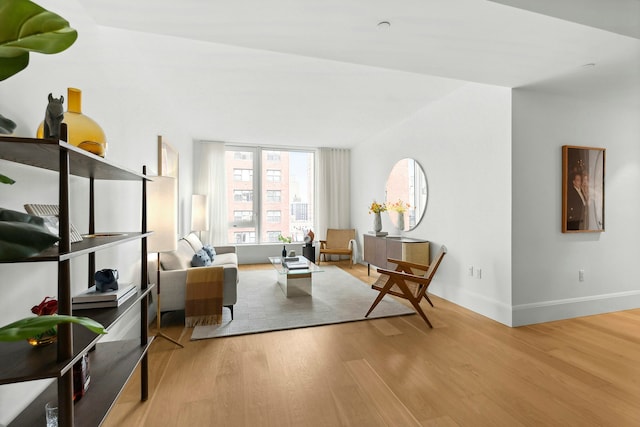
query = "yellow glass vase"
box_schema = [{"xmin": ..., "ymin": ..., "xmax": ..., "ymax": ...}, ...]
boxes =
[{"xmin": 37, "ymin": 88, "xmax": 107, "ymax": 157}]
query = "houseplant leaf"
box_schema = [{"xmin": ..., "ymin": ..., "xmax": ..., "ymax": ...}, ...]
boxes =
[
  {"xmin": 0, "ymin": 315, "xmax": 106, "ymax": 341},
  {"xmin": 0, "ymin": 0, "xmax": 78, "ymax": 81}
]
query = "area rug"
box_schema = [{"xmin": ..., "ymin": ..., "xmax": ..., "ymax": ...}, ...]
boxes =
[{"xmin": 190, "ymin": 265, "xmax": 414, "ymax": 340}]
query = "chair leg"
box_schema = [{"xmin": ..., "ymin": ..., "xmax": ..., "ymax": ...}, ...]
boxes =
[
  {"xmin": 408, "ymin": 298, "xmax": 433, "ymax": 328},
  {"xmin": 365, "ymin": 279, "xmax": 395, "ymax": 318},
  {"xmin": 424, "ymin": 294, "xmax": 434, "ymax": 307}
]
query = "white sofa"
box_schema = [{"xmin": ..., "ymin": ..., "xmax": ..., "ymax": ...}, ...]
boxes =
[{"xmin": 148, "ymin": 233, "xmax": 239, "ymax": 319}]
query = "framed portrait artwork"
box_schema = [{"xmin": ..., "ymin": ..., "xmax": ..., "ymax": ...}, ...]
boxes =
[{"xmin": 562, "ymin": 145, "xmax": 605, "ymax": 233}]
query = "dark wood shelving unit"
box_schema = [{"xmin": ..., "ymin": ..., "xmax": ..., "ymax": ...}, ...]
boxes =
[{"xmin": 0, "ymin": 136, "xmax": 151, "ymax": 427}]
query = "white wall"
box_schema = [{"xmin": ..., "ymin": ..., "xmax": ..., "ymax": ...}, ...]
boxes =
[
  {"xmin": 351, "ymin": 83, "xmax": 513, "ymax": 326},
  {"xmin": 511, "ymin": 87, "xmax": 640, "ymax": 325}
]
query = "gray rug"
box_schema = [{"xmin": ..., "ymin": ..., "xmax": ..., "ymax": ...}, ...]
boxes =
[{"xmin": 191, "ymin": 265, "xmax": 414, "ymax": 340}]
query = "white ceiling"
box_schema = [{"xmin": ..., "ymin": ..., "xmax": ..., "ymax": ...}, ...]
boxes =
[{"xmin": 77, "ymin": 0, "xmax": 640, "ymax": 147}]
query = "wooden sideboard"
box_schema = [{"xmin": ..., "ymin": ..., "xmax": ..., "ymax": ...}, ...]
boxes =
[{"xmin": 363, "ymin": 234, "xmax": 430, "ymax": 275}]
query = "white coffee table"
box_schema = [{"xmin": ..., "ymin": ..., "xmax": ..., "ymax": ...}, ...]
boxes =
[{"xmin": 268, "ymin": 256, "xmax": 323, "ymax": 297}]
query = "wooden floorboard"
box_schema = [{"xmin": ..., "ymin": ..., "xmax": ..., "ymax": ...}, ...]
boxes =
[{"xmin": 104, "ymin": 261, "xmax": 640, "ymax": 426}]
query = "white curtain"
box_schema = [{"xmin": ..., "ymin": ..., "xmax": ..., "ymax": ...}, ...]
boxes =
[
  {"xmin": 317, "ymin": 147, "xmax": 351, "ymax": 240},
  {"xmin": 194, "ymin": 141, "xmax": 228, "ymax": 246}
]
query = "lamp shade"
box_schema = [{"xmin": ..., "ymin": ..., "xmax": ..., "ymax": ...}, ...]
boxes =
[
  {"xmin": 191, "ymin": 194, "xmax": 209, "ymax": 232},
  {"xmin": 147, "ymin": 176, "xmax": 177, "ymax": 253}
]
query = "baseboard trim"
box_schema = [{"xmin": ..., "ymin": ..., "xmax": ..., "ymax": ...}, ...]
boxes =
[
  {"xmin": 431, "ymin": 287, "xmax": 513, "ymax": 327},
  {"xmin": 512, "ymin": 290, "xmax": 640, "ymax": 326}
]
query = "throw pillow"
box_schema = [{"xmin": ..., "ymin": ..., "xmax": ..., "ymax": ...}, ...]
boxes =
[
  {"xmin": 191, "ymin": 249, "xmax": 212, "ymax": 267},
  {"xmin": 202, "ymin": 244, "xmax": 216, "ymax": 260}
]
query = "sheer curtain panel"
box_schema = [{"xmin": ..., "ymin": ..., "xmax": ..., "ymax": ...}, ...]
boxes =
[
  {"xmin": 194, "ymin": 141, "xmax": 228, "ymax": 245},
  {"xmin": 317, "ymin": 147, "xmax": 351, "ymax": 240}
]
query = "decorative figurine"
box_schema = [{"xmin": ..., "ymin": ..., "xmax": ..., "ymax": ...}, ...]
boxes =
[
  {"xmin": 95, "ymin": 269, "xmax": 119, "ymax": 292},
  {"xmin": 43, "ymin": 93, "xmax": 64, "ymax": 139}
]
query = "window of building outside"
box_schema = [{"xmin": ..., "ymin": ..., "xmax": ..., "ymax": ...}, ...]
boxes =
[
  {"xmin": 266, "ymin": 231, "xmax": 281, "ymax": 242},
  {"xmin": 233, "ymin": 190, "xmax": 253, "ymax": 202},
  {"xmin": 266, "ymin": 210, "xmax": 281, "ymax": 223},
  {"xmin": 266, "ymin": 190, "xmax": 281, "ymax": 202},
  {"xmin": 225, "ymin": 147, "xmax": 314, "ymax": 244}
]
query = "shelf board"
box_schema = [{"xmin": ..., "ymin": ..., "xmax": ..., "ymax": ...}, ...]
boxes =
[
  {"xmin": 0, "ymin": 137, "xmax": 148, "ymax": 181},
  {"xmin": 0, "ymin": 232, "xmax": 153, "ymax": 263},
  {"xmin": 0, "ymin": 286, "xmax": 152, "ymax": 384},
  {"xmin": 8, "ymin": 338, "xmax": 154, "ymax": 427}
]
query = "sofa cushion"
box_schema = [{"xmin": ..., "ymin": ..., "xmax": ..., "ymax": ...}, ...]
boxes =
[
  {"xmin": 211, "ymin": 252, "xmax": 237, "ymax": 268},
  {"xmin": 191, "ymin": 249, "xmax": 212, "ymax": 267},
  {"xmin": 184, "ymin": 233, "xmax": 203, "ymax": 252},
  {"xmin": 202, "ymin": 244, "xmax": 216, "ymax": 260},
  {"xmin": 160, "ymin": 239, "xmax": 193, "ymax": 270}
]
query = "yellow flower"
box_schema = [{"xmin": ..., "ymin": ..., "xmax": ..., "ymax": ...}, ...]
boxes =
[
  {"xmin": 368, "ymin": 201, "xmax": 387, "ymax": 214},
  {"xmin": 387, "ymin": 199, "xmax": 410, "ymax": 213}
]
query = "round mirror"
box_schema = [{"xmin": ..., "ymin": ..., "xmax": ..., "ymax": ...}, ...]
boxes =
[{"xmin": 385, "ymin": 158, "xmax": 428, "ymax": 231}]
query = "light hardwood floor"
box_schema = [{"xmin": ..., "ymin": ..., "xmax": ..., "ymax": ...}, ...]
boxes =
[{"xmin": 104, "ymin": 262, "xmax": 640, "ymax": 426}]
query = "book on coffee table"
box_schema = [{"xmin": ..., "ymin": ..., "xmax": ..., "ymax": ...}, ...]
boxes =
[{"xmin": 285, "ymin": 261, "xmax": 309, "ymax": 270}]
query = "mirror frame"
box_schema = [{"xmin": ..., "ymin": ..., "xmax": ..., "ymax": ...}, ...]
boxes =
[{"xmin": 385, "ymin": 158, "xmax": 428, "ymax": 231}]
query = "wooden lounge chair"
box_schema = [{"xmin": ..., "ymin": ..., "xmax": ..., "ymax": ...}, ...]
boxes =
[
  {"xmin": 318, "ymin": 228, "xmax": 356, "ymax": 268},
  {"xmin": 365, "ymin": 245, "xmax": 447, "ymax": 328}
]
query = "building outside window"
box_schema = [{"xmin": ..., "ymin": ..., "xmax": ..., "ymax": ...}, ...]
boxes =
[
  {"xmin": 266, "ymin": 169, "xmax": 281, "ymax": 182},
  {"xmin": 233, "ymin": 168, "xmax": 252, "ymax": 182},
  {"xmin": 266, "ymin": 190, "xmax": 281, "ymax": 202},
  {"xmin": 225, "ymin": 147, "xmax": 314, "ymax": 244},
  {"xmin": 266, "ymin": 210, "xmax": 281, "ymax": 223},
  {"xmin": 233, "ymin": 190, "xmax": 253, "ymax": 202},
  {"xmin": 266, "ymin": 231, "xmax": 281, "ymax": 242}
]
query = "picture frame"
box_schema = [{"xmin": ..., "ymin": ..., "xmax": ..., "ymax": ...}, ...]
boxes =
[
  {"xmin": 158, "ymin": 135, "xmax": 179, "ymax": 179},
  {"xmin": 562, "ymin": 145, "xmax": 605, "ymax": 233},
  {"xmin": 157, "ymin": 135, "xmax": 179, "ymax": 229}
]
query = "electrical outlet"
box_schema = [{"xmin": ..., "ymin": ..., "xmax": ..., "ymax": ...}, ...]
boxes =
[
  {"xmin": 579, "ymin": 269, "xmax": 584, "ymax": 282},
  {"xmin": 468, "ymin": 266, "xmax": 474, "ymax": 276}
]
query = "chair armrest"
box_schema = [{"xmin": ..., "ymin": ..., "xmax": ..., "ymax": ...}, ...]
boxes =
[
  {"xmin": 319, "ymin": 240, "xmax": 327, "ymax": 249},
  {"xmin": 376, "ymin": 267, "xmax": 430, "ymax": 284},
  {"xmin": 387, "ymin": 258, "xmax": 429, "ymax": 272},
  {"xmin": 214, "ymin": 245, "xmax": 236, "ymax": 255}
]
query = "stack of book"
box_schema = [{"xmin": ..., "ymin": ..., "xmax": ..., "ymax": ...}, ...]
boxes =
[
  {"xmin": 72, "ymin": 283, "xmax": 136, "ymax": 310},
  {"xmin": 284, "ymin": 257, "xmax": 309, "ymax": 270}
]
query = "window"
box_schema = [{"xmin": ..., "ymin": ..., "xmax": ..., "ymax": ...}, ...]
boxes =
[
  {"xmin": 233, "ymin": 190, "xmax": 253, "ymax": 202},
  {"xmin": 265, "ymin": 151, "xmax": 281, "ymax": 161},
  {"xmin": 225, "ymin": 147, "xmax": 314, "ymax": 244},
  {"xmin": 233, "ymin": 168, "xmax": 252, "ymax": 182},
  {"xmin": 266, "ymin": 190, "xmax": 281, "ymax": 202},
  {"xmin": 233, "ymin": 210, "xmax": 253, "ymax": 222},
  {"xmin": 266, "ymin": 210, "xmax": 281, "ymax": 223},
  {"xmin": 266, "ymin": 169, "xmax": 281, "ymax": 182},
  {"xmin": 234, "ymin": 231, "xmax": 256, "ymax": 243},
  {"xmin": 266, "ymin": 231, "xmax": 281, "ymax": 242}
]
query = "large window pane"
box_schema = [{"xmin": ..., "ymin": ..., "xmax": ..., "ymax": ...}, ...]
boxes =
[
  {"xmin": 226, "ymin": 149, "xmax": 256, "ymax": 243},
  {"xmin": 261, "ymin": 150, "xmax": 314, "ymax": 243},
  {"xmin": 225, "ymin": 147, "xmax": 314, "ymax": 244}
]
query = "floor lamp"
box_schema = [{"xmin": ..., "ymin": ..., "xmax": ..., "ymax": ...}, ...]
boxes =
[
  {"xmin": 147, "ymin": 176, "xmax": 183, "ymax": 348},
  {"xmin": 191, "ymin": 194, "xmax": 209, "ymax": 240}
]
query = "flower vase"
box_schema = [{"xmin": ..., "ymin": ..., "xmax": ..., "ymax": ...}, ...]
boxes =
[
  {"xmin": 397, "ymin": 212, "xmax": 405, "ymax": 231},
  {"xmin": 37, "ymin": 87, "xmax": 107, "ymax": 157},
  {"xmin": 373, "ymin": 212, "xmax": 382, "ymax": 232},
  {"xmin": 27, "ymin": 326, "xmax": 57, "ymax": 347}
]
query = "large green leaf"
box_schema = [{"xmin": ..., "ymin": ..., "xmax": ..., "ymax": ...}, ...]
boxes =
[
  {"xmin": 0, "ymin": 315, "xmax": 106, "ymax": 342},
  {"xmin": 0, "ymin": 0, "xmax": 77, "ymax": 81}
]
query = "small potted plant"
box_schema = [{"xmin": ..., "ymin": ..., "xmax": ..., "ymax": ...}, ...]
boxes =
[{"xmin": 0, "ymin": 296, "xmax": 106, "ymax": 347}]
